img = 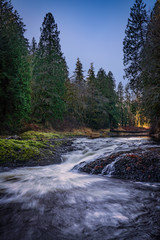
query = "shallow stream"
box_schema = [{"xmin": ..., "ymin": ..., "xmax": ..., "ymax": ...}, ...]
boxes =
[{"xmin": 0, "ymin": 137, "xmax": 160, "ymax": 239}]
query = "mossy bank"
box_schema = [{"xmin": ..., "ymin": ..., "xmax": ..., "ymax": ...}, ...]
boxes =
[{"xmin": 0, "ymin": 131, "xmax": 80, "ymax": 168}]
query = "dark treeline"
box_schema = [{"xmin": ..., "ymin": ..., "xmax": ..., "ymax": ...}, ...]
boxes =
[
  {"xmin": 0, "ymin": 0, "xmax": 159, "ymax": 133},
  {"xmin": 123, "ymin": 0, "xmax": 160, "ymax": 135}
]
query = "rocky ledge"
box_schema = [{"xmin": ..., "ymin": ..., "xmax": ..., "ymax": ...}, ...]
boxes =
[{"xmin": 74, "ymin": 147, "xmax": 160, "ymax": 182}]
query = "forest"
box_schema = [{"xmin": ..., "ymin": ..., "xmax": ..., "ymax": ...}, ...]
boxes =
[
  {"xmin": 0, "ymin": 1, "xmax": 160, "ymax": 239},
  {"xmin": 0, "ymin": 0, "xmax": 160, "ymax": 138}
]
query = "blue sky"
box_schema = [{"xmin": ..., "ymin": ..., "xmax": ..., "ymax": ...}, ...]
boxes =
[{"xmin": 12, "ymin": 0, "xmax": 156, "ymax": 86}]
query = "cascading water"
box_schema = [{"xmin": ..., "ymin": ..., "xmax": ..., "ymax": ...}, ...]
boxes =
[{"xmin": 0, "ymin": 137, "xmax": 160, "ymax": 240}]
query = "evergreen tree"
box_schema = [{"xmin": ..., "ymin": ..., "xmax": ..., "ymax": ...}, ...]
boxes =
[
  {"xmin": 86, "ymin": 68, "xmax": 118, "ymax": 129},
  {"xmin": 96, "ymin": 68, "xmax": 107, "ymax": 95},
  {"xmin": 74, "ymin": 58, "xmax": 84, "ymax": 86},
  {"xmin": 30, "ymin": 37, "xmax": 37, "ymax": 56},
  {"xmin": 0, "ymin": 0, "xmax": 31, "ymax": 132},
  {"xmin": 86, "ymin": 63, "xmax": 96, "ymax": 87},
  {"xmin": 123, "ymin": 0, "xmax": 148, "ymax": 95},
  {"xmin": 124, "ymin": 84, "xmax": 135, "ymax": 126},
  {"xmin": 32, "ymin": 12, "xmax": 68, "ymax": 125},
  {"xmin": 141, "ymin": 1, "xmax": 160, "ymax": 130},
  {"xmin": 106, "ymin": 71, "xmax": 119, "ymax": 128},
  {"xmin": 117, "ymin": 82, "xmax": 124, "ymax": 126},
  {"xmin": 70, "ymin": 58, "xmax": 86, "ymax": 124}
]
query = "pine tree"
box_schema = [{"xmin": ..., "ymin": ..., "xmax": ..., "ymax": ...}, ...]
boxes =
[
  {"xmin": 74, "ymin": 58, "xmax": 84, "ymax": 86},
  {"xmin": 117, "ymin": 82, "xmax": 124, "ymax": 126},
  {"xmin": 0, "ymin": 0, "xmax": 31, "ymax": 132},
  {"xmin": 141, "ymin": 1, "xmax": 160, "ymax": 132},
  {"xmin": 86, "ymin": 63, "xmax": 96, "ymax": 87},
  {"xmin": 124, "ymin": 84, "xmax": 135, "ymax": 126},
  {"xmin": 32, "ymin": 12, "xmax": 68, "ymax": 125},
  {"xmin": 87, "ymin": 68, "xmax": 118, "ymax": 129},
  {"xmin": 96, "ymin": 68, "xmax": 107, "ymax": 95},
  {"xmin": 70, "ymin": 58, "xmax": 86, "ymax": 124},
  {"xmin": 106, "ymin": 71, "xmax": 119, "ymax": 128},
  {"xmin": 30, "ymin": 37, "xmax": 37, "ymax": 56},
  {"xmin": 123, "ymin": 0, "xmax": 148, "ymax": 95}
]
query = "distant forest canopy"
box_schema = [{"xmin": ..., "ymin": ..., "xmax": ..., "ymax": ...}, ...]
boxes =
[{"xmin": 0, "ymin": 0, "xmax": 159, "ymax": 133}]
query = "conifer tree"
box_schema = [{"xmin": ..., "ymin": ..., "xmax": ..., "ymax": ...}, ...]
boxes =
[
  {"xmin": 87, "ymin": 68, "xmax": 118, "ymax": 129},
  {"xmin": 96, "ymin": 68, "xmax": 107, "ymax": 95},
  {"xmin": 0, "ymin": 0, "xmax": 31, "ymax": 132},
  {"xmin": 117, "ymin": 82, "xmax": 124, "ymax": 126},
  {"xmin": 70, "ymin": 58, "xmax": 86, "ymax": 124},
  {"xmin": 141, "ymin": 1, "xmax": 160, "ymax": 128},
  {"xmin": 30, "ymin": 37, "xmax": 37, "ymax": 56},
  {"xmin": 74, "ymin": 58, "xmax": 84, "ymax": 86},
  {"xmin": 106, "ymin": 71, "xmax": 118, "ymax": 128},
  {"xmin": 123, "ymin": 0, "xmax": 148, "ymax": 94},
  {"xmin": 86, "ymin": 63, "xmax": 96, "ymax": 87},
  {"xmin": 32, "ymin": 12, "xmax": 68, "ymax": 125}
]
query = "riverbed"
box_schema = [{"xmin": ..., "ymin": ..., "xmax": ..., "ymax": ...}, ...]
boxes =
[{"xmin": 0, "ymin": 137, "xmax": 160, "ymax": 239}]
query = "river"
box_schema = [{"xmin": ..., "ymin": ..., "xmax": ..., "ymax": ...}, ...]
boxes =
[{"xmin": 0, "ymin": 137, "xmax": 160, "ymax": 240}]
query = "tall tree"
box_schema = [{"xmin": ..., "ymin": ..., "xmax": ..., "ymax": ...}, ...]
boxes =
[
  {"xmin": 141, "ymin": 0, "xmax": 160, "ymax": 134},
  {"xmin": 123, "ymin": 0, "xmax": 148, "ymax": 95},
  {"xmin": 0, "ymin": 0, "xmax": 31, "ymax": 132},
  {"xmin": 70, "ymin": 58, "xmax": 86, "ymax": 124},
  {"xmin": 74, "ymin": 58, "xmax": 84, "ymax": 86},
  {"xmin": 86, "ymin": 63, "xmax": 96, "ymax": 87},
  {"xmin": 96, "ymin": 68, "xmax": 107, "ymax": 95},
  {"xmin": 106, "ymin": 71, "xmax": 119, "ymax": 128},
  {"xmin": 117, "ymin": 82, "xmax": 124, "ymax": 126},
  {"xmin": 87, "ymin": 68, "xmax": 118, "ymax": 129},
  {"xmin": 124, "ymin": 83, "xmax": 135, "ymax": 126},
  {"xmin": 30, "ymin": 37, "xmax": 37, "ymax": 56},
  {"xmin": 32, "ymin": 12, "xmax": 68, "ymax": 125}
]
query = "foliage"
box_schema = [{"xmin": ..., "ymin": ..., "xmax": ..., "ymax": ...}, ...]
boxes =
[
  {"xmin": 141, "ymin": 1, "xmax": 160, "ymax": 121},
  {"xmin": 0, "ymin": 0, "xmax": 31, "ymax": 132},
  {"xmin": 85, "ymin": 68, "xmax": 118, "ymax": 129},
  {"xmin": 123, "ymin": 0, "xmax": 148, "ymax": 95},
  {"xmin": 74, "ymin": 58, "xmax": 85, "ymax": 85},
  {"xmin": 30, "ymin": 37, "xmax": 37, "ymax": 56},
  {"xmin": 68, "ymin": 58, "xmax": 87, "ymax": 125},
  {"xmin": 32, "ymin": 12, "xmax": 68, "ymax": 125},
  {"xmin": 2, "ymin": 0, "xmax": 159, "ymax": 133}
]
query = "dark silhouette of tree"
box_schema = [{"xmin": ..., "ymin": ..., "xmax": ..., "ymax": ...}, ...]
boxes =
[
  {"xmin": 0, "ymin": 0, "xmax": 31, "ymax": 132},
  {"xmin": 123, "ymin": 0, "xmax": 148, "ymax": 95},
  {"xmin": 32, "ymin": 12, "xmax": 68, "ymax": 125},
  {"xmin": 141, "ymin": 1, "xmax": 160, "ymax": 134}
]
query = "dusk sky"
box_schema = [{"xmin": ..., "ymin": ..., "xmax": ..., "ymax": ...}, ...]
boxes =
[{"xmin": 12, "ymin": 0, "xmax": 156, "ymax": 86}]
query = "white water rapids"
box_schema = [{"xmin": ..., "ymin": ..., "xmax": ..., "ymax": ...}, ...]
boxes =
[{"xmin": 0, "ymin": 137, "xmax": 160, "ymax": 240}]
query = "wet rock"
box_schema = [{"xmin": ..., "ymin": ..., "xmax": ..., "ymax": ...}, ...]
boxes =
[{"xmin": 77, "ymin": 148, "xmax": 160, "ymax": 183}]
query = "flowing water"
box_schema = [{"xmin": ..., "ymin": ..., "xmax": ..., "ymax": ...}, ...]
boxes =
[{"xmin": 0, "ymin": 137, "xmax": 160, "ymax": 240}]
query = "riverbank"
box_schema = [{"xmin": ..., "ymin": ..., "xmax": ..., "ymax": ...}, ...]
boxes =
[
  {"xmin": 0, "ymin": 128, "xmax": 111, "ymax": 169},
  {"xmin": 0, "ymin": 130, "xmax": 83, "ymax": 169}
]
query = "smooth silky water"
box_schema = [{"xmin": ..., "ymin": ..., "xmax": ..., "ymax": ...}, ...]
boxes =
[{"xmin": 0, "ymin": 137, "xmax": 160, "ymax": 240}]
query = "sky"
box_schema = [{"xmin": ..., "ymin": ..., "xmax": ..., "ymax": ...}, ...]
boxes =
[{"xmin": 12, "ymin": 0, "xmax": 156, "ymax": 86}]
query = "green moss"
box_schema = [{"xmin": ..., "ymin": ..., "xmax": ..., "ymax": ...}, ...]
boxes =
[
  {"xmin": 20, "ymin": 131, "xmax": 64, "ymax": 140},
  {"xmin": 20, "ymin": 130, "xmax": 87, "ymax": 141},
  {"xmin": 0, "ymin": 139, "xmax": 46, "ymax": 163},
  {"xmin": 0, "ymin": 130, "xmax": 87, "ymax": 165}
]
